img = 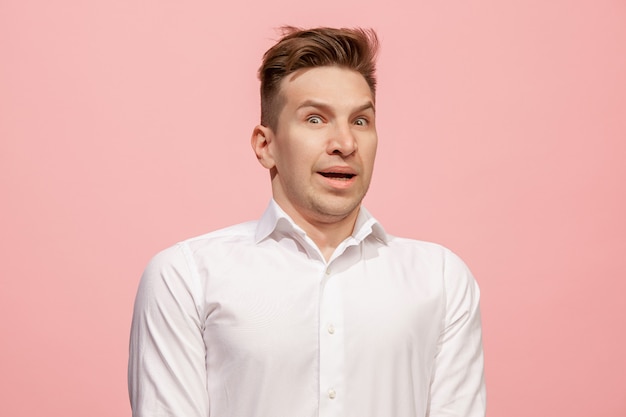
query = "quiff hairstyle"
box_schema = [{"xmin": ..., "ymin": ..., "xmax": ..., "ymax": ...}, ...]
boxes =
[{"xmin": 258, "ymin": 26, "xmax": 379, "ymax": 131}]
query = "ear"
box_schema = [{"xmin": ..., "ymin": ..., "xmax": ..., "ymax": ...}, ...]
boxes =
[{"xmin": 251, "ymin": 124, "xmax": 276, "ymax": 169}]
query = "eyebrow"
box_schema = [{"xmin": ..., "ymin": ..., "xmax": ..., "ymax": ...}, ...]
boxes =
[{"xmin": 297, "ymin": 100, "xmax": 376, "ymax": 114}]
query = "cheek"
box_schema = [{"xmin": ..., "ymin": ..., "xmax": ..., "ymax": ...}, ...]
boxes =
[
  {"xmin": 284, "ymin": 142, "xmax": 321, "ymax": 167},
  {"xmin": 276, "ymin": 143, "xmax": 317, "ymax": 173},
  {"xmin": 361, "ymin": 139, "xmax": 378, "ymax": 166}
]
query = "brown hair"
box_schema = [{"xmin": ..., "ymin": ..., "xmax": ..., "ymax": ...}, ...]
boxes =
[{"xmin": 258, "ymin": 26, "xmax": 379, "ymax": 130}]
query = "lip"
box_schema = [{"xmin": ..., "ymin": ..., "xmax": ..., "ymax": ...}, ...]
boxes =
[
  {"xmin": 317, "ymin": 165, "xmax": 357, "ymax": 176},
  {"xmin": 317, "ymin": 166, "xmax": 358, "ymax": 189}
]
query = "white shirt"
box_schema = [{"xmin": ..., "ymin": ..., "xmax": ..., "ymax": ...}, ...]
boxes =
[{"xmin": 128, "ymin": 200, "xmax": 486, "ymax": 417}]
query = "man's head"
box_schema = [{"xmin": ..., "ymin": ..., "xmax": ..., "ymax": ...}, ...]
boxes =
[
  {"xmin": 252, "ymin": 27, "xmax": 380, "ymax": 232},
  {"xmin": 258, "ymin": 27, "xmax": 379, "ymax": 131}
]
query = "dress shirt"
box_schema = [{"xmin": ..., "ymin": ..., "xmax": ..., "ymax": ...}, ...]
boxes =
[{"xmin": 128, "ymin": 200, "xmax": 486, "ymax": 417}]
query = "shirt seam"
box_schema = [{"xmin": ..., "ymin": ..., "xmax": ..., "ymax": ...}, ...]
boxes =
[{"xmin": 179, "ymin": 241, "xmax": 205, "ymax": 322}]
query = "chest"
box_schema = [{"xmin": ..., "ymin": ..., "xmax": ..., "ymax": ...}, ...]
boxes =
[{"xmin": 198, "ymin": 247, "xmax": 445, "ymax": 361}]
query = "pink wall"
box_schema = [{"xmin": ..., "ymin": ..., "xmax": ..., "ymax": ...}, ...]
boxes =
[{"xmin": 1, "ymin": 1, "xmax": 625, "ymax": 416}]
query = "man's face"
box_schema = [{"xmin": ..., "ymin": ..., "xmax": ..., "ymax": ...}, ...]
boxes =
[{"xmin": 256, "ymin": 66, "xmax": 378, "ymax": 226}]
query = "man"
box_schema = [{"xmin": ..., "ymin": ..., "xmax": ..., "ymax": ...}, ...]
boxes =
[{"xmin": 129, "ymin": 27, "xmax": 486, "ymax": 417}]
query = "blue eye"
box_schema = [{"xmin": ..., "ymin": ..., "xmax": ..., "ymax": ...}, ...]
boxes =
[{"xmin": 307, "ymin": 116, "xmax": 323, "ymax": 124}]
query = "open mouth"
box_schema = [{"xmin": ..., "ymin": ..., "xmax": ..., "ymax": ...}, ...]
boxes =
[{"xmin": 319, "ymin": 172, "xmax": 356, "ymax": 180}]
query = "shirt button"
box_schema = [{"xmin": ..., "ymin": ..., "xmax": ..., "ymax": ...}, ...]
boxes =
[
  {"xmin": 328, "ymin": 388, "xmax": 336, "ymax": 399},
  {"xmin": 325, "ymin": 269, "xmax": 331, "ymax": 276},
  {"xmin": 327, "ymin": 324, "xmax": 335, "ymax": 334}
]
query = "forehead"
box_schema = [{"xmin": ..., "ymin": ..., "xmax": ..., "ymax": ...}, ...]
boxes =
[{"xmin": 278, "ymin": 66, "xmax": 374, "ymax": 108}]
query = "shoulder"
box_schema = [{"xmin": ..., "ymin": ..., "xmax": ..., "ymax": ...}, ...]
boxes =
[
  {"xmin": 385, "ymin": 235, "xmax": 465, "ymax": 265},
  {"xmin": 384, "ymin": 235, "xmax": 477, "ymax": 288},
  {"xmin": 182, "ymin": 220, "xmax": 258, "ymax": 252},
  {"xmin": 157, "ymin": 220, "xmax": 257, "ymax": 257},
  {"xmin": 142, "ymin": 220, "xmax": 258, "ymax": 278}
]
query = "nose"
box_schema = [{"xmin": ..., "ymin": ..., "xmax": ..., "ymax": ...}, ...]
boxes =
[{"xmin": 328, "ymin": 121, "xmax": 357, "ymax": 156}]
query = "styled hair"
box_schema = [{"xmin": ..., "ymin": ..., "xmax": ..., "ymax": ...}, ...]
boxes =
[{"xmin": 258, "ymin": 26, "xmax": 379, "ymax": 130}]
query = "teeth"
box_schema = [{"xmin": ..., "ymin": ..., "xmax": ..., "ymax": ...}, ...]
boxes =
[{"xmin": 321, "ymin": 172, "xmax": 354, "ymax": 179}]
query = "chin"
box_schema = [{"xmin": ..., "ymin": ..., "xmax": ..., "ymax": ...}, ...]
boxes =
[{"xmin": 312, "ymin": 199, "xmax": 363, "ymax": 220}]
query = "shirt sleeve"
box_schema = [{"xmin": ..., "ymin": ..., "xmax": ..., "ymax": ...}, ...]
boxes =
[
  {"xmin": 128, "ymin": 243, "xmax": 210, "ymax": 417},
  {"xmin": 427, "ymin": 249, "xmax": 486, "ymax": 417}
]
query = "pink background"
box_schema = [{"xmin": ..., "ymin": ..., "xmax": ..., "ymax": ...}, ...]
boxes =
[{"xmin": 1, "ymin": 1, "xmax": 625, "ymax": 416}]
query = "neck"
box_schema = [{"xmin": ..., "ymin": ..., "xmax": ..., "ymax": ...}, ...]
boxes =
[
  {"xmin": 275, "ymin": 201, "xmax": 360, "ymax": 262},
  {"xmin": 303, "ymin": 215, "xmax": 358, "ymax": 261}
]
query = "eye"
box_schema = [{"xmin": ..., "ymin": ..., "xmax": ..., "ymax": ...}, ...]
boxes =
[
  {"xmin": 354, "ymin": 117, "xmax": 368, "ymax": 127},
  {"xmin": 307, "ymin": 115, "xmax": 323, "ymax": 124}
]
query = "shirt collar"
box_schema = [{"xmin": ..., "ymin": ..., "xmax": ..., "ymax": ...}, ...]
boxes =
[{"xmin": 255, "ymin": 199, "xmax": 388, "ymax": 245}]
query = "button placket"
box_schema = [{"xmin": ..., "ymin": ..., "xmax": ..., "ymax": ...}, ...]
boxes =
[{"xmin": 318, "ymin": 265, "xmax": 345, "ymax": 417}]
